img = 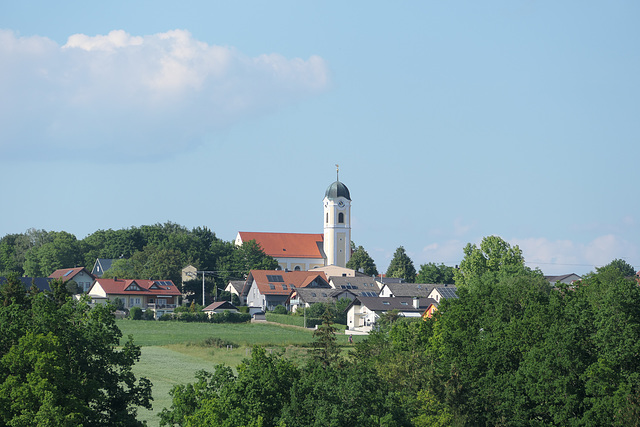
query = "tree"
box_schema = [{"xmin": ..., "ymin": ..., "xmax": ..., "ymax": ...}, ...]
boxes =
[
  {"xmin": 161, "ymin": 347, "xmax": 299, "ymax": 426},
  {"xmin": 0, "ymin": 283, "xmax": 152, "ymax": 425},
  {"xmin": 386, "ymin": 246, "xmax": 416, "ymax": 282},
  {"xmin": 311, "ymin": 309, "xmax": 340, "ymax": 367},
  {"xmin": 346, "ymin": 245, "xmax": 378, "ymax": 275},
  {"xmin": 228, "ymin": 240, "xmax": 279, "ymax": 275},
  {"xmin": 416, "ymin": 262, "xmax": 455, "ymax": 284},
  {"xmin": 596, "ymin": 258, "xmax": 636, "ymax": 277},
  {"xmin": 454, "ymin": 235, "xmax": 532, "ymax": 288},
  {"xmin": 422, "ymin": 264, "xmax": 640, "ymax": 425},
  {"xmin": 23, "ymin": 231, "xmax": 83, "ymax": 277}
]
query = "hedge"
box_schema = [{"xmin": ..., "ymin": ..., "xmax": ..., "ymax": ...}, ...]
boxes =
[{"xmin": 158, "ymin": 311, "xmax": 251, "ymax": 323}]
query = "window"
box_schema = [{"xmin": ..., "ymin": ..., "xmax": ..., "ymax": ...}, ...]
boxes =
[
  {"xmin": 338, "ymin": 212, "xmax": 344, "ymax": 223},
  {"xmin": 282, "ymin": 284, "xmax": 288, "ymax": 290},
  {"xmin": 382, "ymin": 301, "xmax": 390, "ymax": 305},
  {"xmin": 294, "ymin": 266, "xmax": 301, "ymax": 271},
  {"xmin": 326, "ymin": 213, "xmax": 328, "ymax": 223},
  {"xmin": 269, "ymin": 284, "xmax": 276, "ymax": 290},
  {"xmin": 322, "ymin": 293, "xmax": 327, "ymax": 297},
  {"xmin": 311, "ymin": 293, "xmax": 317, "ymax": 297}
]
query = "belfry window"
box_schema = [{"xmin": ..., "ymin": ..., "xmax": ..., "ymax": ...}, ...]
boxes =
[
  {"xmin": 326, "ymin": 213, "xmax": 328, "ymax": 223},
  {"xmin": 338, "ymin": 212, "xmax": 344, "ymax": 223}
]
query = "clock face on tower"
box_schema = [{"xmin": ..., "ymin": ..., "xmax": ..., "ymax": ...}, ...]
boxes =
[{"xmin": 338, "ymin": 200, "xmax": 345, "ymax": 208}]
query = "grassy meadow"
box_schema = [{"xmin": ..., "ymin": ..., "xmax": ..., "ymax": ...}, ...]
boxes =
[{"xmin": 117, "ymin": 320, "xmax": 359, "ymax": 426}]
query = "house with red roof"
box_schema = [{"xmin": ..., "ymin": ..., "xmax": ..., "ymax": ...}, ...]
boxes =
[
  {"xmin": 88, "ymin": 278, "xmax": 181, "ymax": 317},
  {"xmin": 49, "ymin": 267, "xmax": 96, "ymax": 293},
  {"xmin": 235, "ymin": 232, "xmax": 326, "ymax": 272},
  {"xmin": 244, "ymin": 270, "xmax": 330, "ymax": 312}
]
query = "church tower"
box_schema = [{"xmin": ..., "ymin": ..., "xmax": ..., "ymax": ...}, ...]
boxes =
[{"xmin": 323, "ymin": 167, "xmax": 351, "ymax": 267}]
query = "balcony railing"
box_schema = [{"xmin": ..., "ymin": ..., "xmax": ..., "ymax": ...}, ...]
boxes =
[{"xmin": 147, "ymin": 303, "xmax": 177, "ymax": 310}]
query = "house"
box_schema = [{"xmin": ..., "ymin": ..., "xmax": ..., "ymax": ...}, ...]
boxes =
[
  {"xmin": 544, "ymin": 273, "xmax": 581, "ymax": 286},
  {"xmin": 427, "ymin": 285, "xmax": 458, "ymax": 303},
  {"xmin": 422, "ymin": 302, "xmax": 439, "ymax": 320},
  {"xmin": 346, "ymin": 296, "xmax": 438, "ymax": 333},
  {"xmin": 49, "ymin": 267, "xmax": 96, "ymax": 293},
  {"xmin": 329, "ymin": 275, "xmax": 381, "ymax": 297},
  {"xmin": 91, "ymin": 258, "xmax": 117, "ymax": 278},
  {"xmin": 203, "ymin": 301, "xmax": 239, "ymax": 317},
  {"xmin": 288, "ymin": 288, "xmax": 358, "ymax": 313},
  {"xmin": 0, "ymin": 276, "xmax": 52, "ymax": 293},
  {"xmin": 181, "ymin": 265, "xmax": 198, "ymax": 284},
  {"xmin": 88, "ymin": 278, "xmax": 181, "ymax": 317},
  {"xmin": 244, "ymin": 270, "xmax": 330, "ymax": 312},
  {"xmin": 225, "ymin": 280, "xmax": 245, "ymax": 304},
  {"xmin": 379, "ymin": 282, "xmax": 434, "ymax": 298},
  {"xmin": 235, "ymin": 232, "xmax": 326, "ymax": 271}
]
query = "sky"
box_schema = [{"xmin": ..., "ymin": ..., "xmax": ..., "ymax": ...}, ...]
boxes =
[{"xmin": 1, "ymin": 1, "xmax": 639, "ymax": 276}]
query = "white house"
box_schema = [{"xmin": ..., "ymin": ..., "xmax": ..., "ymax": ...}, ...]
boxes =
[{"xmin": 345, "ymin": 296, "xmax": 437, "ymax": 333}]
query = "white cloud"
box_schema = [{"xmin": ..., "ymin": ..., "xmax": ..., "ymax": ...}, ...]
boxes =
[
  {"xmin": 0, "ymin": 29, "xmax": 330, "ymax": 162},
  {"xmin": 513, "ymin": 235, "xmax": 639, "ymax": 275}
]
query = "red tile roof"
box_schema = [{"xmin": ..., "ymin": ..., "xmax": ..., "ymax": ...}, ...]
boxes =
[
  {"xmin": 248, "ymin": 270, "xmax": 329, "ymax": 295},
  {"xmin": 238, "ymin": 232, "xmax": 324, "ymax": 259},
  {"xmin": 49, "ymin": 267, "xmax": 94, "ymax": 282},
  {"xmin": 91, "ymin": 279, "xmax": 181, "ymax": 296}
]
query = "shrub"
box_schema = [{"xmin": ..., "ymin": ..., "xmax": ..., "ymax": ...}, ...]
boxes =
[
  {"xmin": 200, "ymin": 337, "xmax": 237, "ymax": 348},
  {"xmin": 271, "ymin": 305, "xmax": 288, "ymax": 315},
  {"xmin": 129, "ymin": 306, "xmax": 143, "ymax": 320},
  {"xmin": 142, "ymin": 309, "xmax": 156, "ymax": 320},
  {"xmin": 111, "ymin": 297, "xmax": 125, "ymax": 311},
  {"xmin": 210, "ymin": 311, "xmax": 251, "ymax": 324}
]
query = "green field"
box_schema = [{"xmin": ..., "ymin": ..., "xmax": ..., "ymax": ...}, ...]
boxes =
[{"xmin": 116, "ymin": 320, "xmax": 355, "ymax": 426}]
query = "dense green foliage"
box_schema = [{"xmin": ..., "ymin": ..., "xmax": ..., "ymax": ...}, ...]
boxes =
[
  {"xmin": 454, "ymin": 235, "xmax": 535, "ymax": 288},
  {"xmin": 0, "ymin": 276, "xmax": 152, "ymax": 425},
  {"xmin": 346, "ymin": 244, "xmax": 378, "ymax": 276},
  {"xmin": 415, "ymin": 262, "xmax": 455, "ymax": 284},
  {"xmin": 386, "ymin": 246, "xmax": 417, "ymax": 282},
  {"xmin": 159, "ymin": 239, "xmax": 640, "ymax": 426},
  {"xmin": 160, "ymin": 318, "xmax": 408, "ymax": 427},
  {"xmin": 0, "ymin": 223, "xmax": 277, "ymax": 304}
]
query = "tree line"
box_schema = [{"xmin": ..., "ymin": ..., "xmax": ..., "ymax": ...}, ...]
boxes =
[
  {"xmin": 159, "ymin": 244, "xmax": 640, "ymax": 426},
  {"xmin": 0, "ymin": 223, "xmax": 277, "ymax": 290},
  {"xmin": 1, "ymin": 235, "xmax": 639, "ymax": 425}
]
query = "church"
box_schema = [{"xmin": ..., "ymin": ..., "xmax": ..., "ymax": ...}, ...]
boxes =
[{"xmin": 235, "ymin": 174, "xmax": 352, "ymax": 271}]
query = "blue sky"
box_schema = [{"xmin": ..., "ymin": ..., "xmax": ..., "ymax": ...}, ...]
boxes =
[{"xmin": 1, "ymin": 1, "xmax": 639, "ymax": 275}]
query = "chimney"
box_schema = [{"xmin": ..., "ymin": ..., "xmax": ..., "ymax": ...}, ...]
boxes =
[{"xmin": 413, "ymin": 297, "xmax": 419, "ymax": 309}]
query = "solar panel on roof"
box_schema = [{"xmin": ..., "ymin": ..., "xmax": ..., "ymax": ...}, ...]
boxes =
[
  {"xmin": 267, "ymin": 275, "xmax": 284, "ymax": 282},
  {"xmin": 439, "ymin": 288, "xmax": 458, "ymax": 299}
]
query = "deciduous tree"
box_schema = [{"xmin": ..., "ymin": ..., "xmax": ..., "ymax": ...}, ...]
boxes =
[
  {"xmin": 346, "ymin": 245, "xmax": 378, "ymax": 276},
  {"xmin": 416, "ymin": 262, "xmax": 455, "ymax": 284}
]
